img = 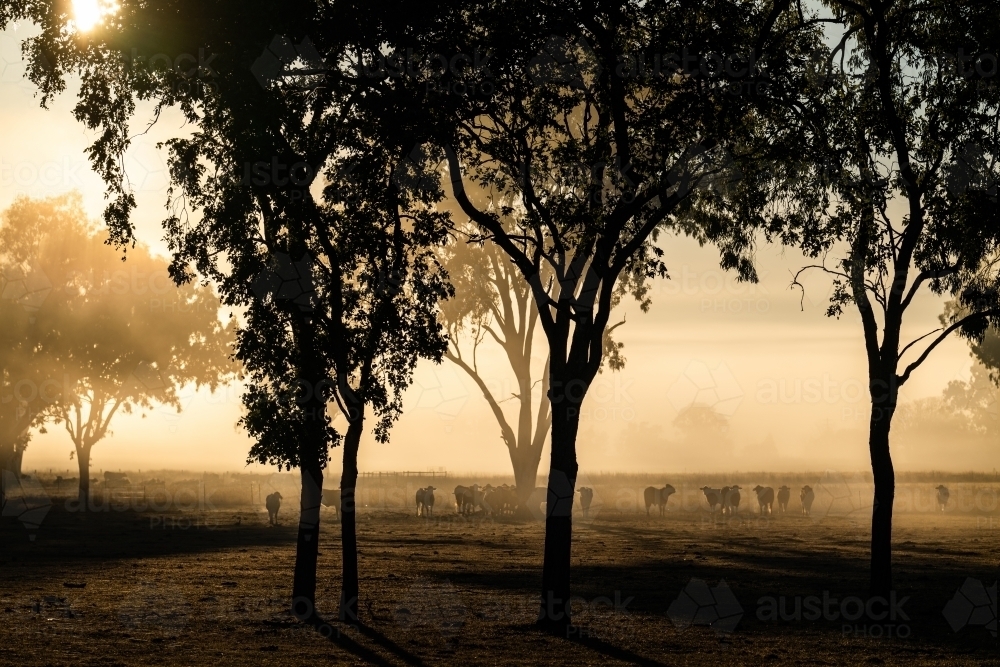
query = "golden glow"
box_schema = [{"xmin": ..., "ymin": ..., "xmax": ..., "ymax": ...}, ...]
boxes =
[{"xmin": 71, "ymin": 0, "xmax": 117, "ymax": 32}]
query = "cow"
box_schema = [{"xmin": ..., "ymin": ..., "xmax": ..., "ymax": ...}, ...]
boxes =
[
  {"xmin": 484, "ymin": 485, "xmax": 517, "ymax": 517},
  {"xmin": 719, "ymin": 486, "xmax": 732, "ymax": 515},
  {"xmin": 752, "ymin": 485, "xmax": 775, "ymax": 515},
  {"xmin": 472, "ymin": 484, "xmax": 492, "ymax": 513},
  {"xmin": 265, "ymin": 492, "xmax": 282, "ymax": 526},
  {"xmin": 505, "ymin": 485, "xmax": 519, "ymax": 515},
  {"xmin": 722, "ymin": 485, "xmax": 742, "ymax": 515},
  {"xmin": 702, "ymin": 486, "xmax": 722, "ymax": 513},
  {"xmin": 321, "ymin": 488, "xmax": 341, "ymax": 519},
  {"xmin": 579, "ymin": 487, "xmax": 594, "ymax": 518},
  {"xmin": 454, "ymin": 485, "xmax": 472, "ymax": 513},
  {"xmin": 416, "ymin": 486, "xmax": 436, "ymax": 517},
  {"xmin": 104, "ymin": 471, "xmax": 131, "ymax": 488},
  {"xmin": 800, "ymin": 485, "xmax": 815, "ymax": 515},
  {"xmin": 777, "ymin": 486, "xmax": 791, "ymax": 513},
  {"xmin": 487, "ymin": 485, "xmax": 514, "ymax": 517},
  {"xmin": 455, "ymin": 484, "xmax": 472, "ymax": 514},
  {"xmin": 936, "ymin": 485, "xmax": 950, "ymax": 512},
  {"xmin": 643, "ymin": 484, "xmax": 676, "ymax": 517}
]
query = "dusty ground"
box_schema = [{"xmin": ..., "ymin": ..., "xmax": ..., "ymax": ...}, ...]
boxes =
[{"xmin": 1, "ymin": 499, "xmax": 997, "ymax": 666}]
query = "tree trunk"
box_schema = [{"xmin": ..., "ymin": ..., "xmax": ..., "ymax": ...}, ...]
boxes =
[
  {"xmin": 512, "ymin": 454, "xmax": 540, "ymax": 503},
  {"xmin": 339, "ymin": 412, "xmax": 364, "ymax": 624},
  {"xmin": 0, "ymin": 441, "xmax": 10, "ymax": 504},
  {"xmin": 291, "ymin": 454, "xmax": 323, "ymax": 624},
  {"xmin": 0, "ymin": 439, "xmax": 14, "ymax": 503},
  {"xmin": 537, "ymin": 397, "xmax": 580, "ymax": 634},
  {"xmin": 868, "ymin": 391, "xmax": 895, "ymax": 597},
  {"xmin": 10, "ymin": 446, "xmax": 23, "ymax": 477},
  {"xmin": 77, "ymin": 445, "xmax": 91, "ymax": 510}
]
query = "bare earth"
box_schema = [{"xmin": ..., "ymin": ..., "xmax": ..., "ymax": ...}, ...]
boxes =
[{"xmin": 1, "ymin": 499, "xmax": 997, "ymax": 666}]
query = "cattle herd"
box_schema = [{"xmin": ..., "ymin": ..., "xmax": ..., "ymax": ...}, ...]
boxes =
[
  {"xmin": 699, "ymin": 484, "xmax": 813, "ymax": 516},
  {"xmin": 451, "ymin": 484, "xmax": 521, "ymax": 517},
  {"xmin": 297, "ymin": 482, "xmax": 954, "ymax": 521}
]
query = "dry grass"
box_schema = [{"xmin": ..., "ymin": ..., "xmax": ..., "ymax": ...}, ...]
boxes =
[{"xmin": 1, "ymin": 481, "xmax": 997, "ymax": 666}]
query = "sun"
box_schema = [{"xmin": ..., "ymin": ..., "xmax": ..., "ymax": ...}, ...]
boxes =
[{"xmin": 71, "ymin": 0, "xmax": 118, "ymax": 32}]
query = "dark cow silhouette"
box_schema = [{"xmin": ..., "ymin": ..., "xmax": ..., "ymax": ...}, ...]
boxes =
[
  {"xmin": 472, "ymin": 484, "xmax": 492, "ymax": 513},
  {"xmin": 800, "ymin": 485, "xmax": 815, "ymax": 515},
  {"xmin": 722, "ymin": 485, "xmax": 742, "ymax": 515},
  {"xmin": 454, "ymin": 485, "xmax": 472, "ymax": 513},
  {"xmin": 104, "ymin": 471, "xmax": 131, "ymax": 488},
  {"xmin": 702, "ymin": 486, "xmax": 722, "ymax": 512},
  {"xmin": 321, "ymin": 488, "xmax": 341, "ymax": 519},
  {"xmin": 643, "ymin": 484, "xmax": 676, "ymax": 517},
  {"xmin": 265, "ymin": 492, "xmax": 282, "ymax": 526},
  {"xmin": 777, "ymin": 486, "xmax": 790, "ymax": 513},
  {"xmin": 416, "ymin": 486, "xmax": 436, "ymax": 517},
  {"xmin": 482, "ymin": 486, "xmax": 496, "ymax": 514},
  {"xmin": 752, "ymin": 485, "xmax": 775, "ymax": 515},
  {"xmin": 579, "ymin": 487, "xmax": 594, "ymax": 518},
  {"xmin": 487, "ymin": 485, "xmax": 517, "ymax": 516},
  {"xmin": 936, "ymin": 485, "xmax": 950, "ymax": 512}
]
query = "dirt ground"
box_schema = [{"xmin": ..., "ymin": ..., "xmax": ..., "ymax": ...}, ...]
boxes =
[{"xmin": 1, "ymin": 494, "xmax": 997, "ymax": 666}]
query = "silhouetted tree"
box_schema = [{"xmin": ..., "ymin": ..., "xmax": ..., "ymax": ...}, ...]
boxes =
[
  {"xmin": 423, "ymin": 0, "xmax": 818, "ymax": 630},
  {"xmin": 1, "ymin": 0, "xmax": 452, "ymax": 628},
  {"xmin": 438, "ymin": 186, "xmax": 632, "ymax": 504},
  {"xmin": 778, "ymin": 1, "xmax": 1000, "ymax": 594}
]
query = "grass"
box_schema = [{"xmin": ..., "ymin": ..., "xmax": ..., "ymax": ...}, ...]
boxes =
[{"xmin": 1, "ymin": 481, "xmax": 997, "ymax": 666}]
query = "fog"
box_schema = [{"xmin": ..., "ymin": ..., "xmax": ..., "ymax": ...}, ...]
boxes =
[{"xmin": 1, "ymin": 27, "xmax": 994, "ymax": 481}]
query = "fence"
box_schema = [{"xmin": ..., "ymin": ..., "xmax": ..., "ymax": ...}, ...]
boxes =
[{"xmin": 358, "ymin": 471, "xmax": 448, "ymax": 482}]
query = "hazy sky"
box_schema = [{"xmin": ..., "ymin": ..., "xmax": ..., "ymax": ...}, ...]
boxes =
[{"xmin": 1, "ymin": 26, "xmax": 991, "ymax": 479}]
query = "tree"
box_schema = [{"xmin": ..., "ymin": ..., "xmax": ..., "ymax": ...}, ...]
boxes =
[
  {"xmin": 0, "ymin": 194, "xmax": 233, "ymax": 506},
  {"xmin": 424, "ymin": 0, "xmax": 817, "ymax": 630},
  {"xmin": 437, "ymin": 201, "xmax": 553, "ymax": 504},
  {"xmin": 779, "ymin": 0, "xmax": 1000, "ymax": 594},
  {"xmin": 2, "ymin": 0, "xmax": 453, "ymax": 628},
  {"xmin": 967, "ymin": 323, "xmax": 1000, "ymax": 380},
  {"xmin": 0, "ymin": 197, "xmax": 71, "ymax": 491},
  {"xmin": 943, "ymin": 305, "xmax": 999, "ymax": 434},
  {"xmin": 161, "ymin": 10, "xmax": 452, "ymax": 627},
  {"xmin": 438, "ymin": 183, "xmax": 632, "ymax": 504}
]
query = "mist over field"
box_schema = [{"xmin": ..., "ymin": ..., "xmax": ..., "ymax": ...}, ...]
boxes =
[{"xmin": 0, "ymin": 2, "xmax": 998, "ymax": 664}]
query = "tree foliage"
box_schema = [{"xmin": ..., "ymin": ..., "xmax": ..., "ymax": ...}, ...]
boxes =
[{"xmin": 0, "ymin": 193, "xmax": 234, "ymax": 500}]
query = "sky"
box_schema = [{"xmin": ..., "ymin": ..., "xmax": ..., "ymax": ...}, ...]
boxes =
[{"xmin": 0, "ymin": 25, "xmax": 993, "ymax": 480}]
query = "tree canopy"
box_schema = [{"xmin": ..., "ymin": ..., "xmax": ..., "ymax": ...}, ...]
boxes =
[{"xmin": 0, "ymin": 193, "xmax": 235, "ymax": 503}]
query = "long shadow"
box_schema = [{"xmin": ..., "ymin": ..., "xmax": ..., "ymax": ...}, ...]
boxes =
[
  {"xmin": 314, "ymin": 619, "xmax": 396, "ymax": 667},
  {"xmin": 563, "ymin": 632, "xmax": 672, "ymax": 667},
  {"xmin": 1, "ymin": 506, "xmax": 299, "ymax": 564},
  {"xmin": 304, "ymin": 616, "xmax": 427, "ymax": 667},
  {"xmin": 354, "ymin": 622, "xmax": 428, "ymax": 666}
]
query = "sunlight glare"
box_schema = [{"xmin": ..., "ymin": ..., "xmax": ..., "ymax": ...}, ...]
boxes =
[{"xmin": 72, "ymin": 0, "xmax": 117, "ymax": 32}]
